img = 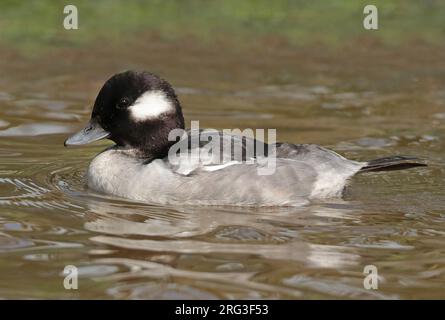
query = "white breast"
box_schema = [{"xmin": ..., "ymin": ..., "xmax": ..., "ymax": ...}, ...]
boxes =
[{"xmin": 87, "ymin": 149, "xmax": 178, "ymax": 203}]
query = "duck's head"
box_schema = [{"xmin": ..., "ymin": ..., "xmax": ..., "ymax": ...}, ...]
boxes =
[{"xmin": 64, "ymin": 71, "xmax": 185, "ymax": 157}]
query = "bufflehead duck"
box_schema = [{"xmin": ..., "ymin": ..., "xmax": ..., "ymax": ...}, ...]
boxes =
[{"xmin": 64, "ymin": 71, "xmax": 426, "ymax": 206}]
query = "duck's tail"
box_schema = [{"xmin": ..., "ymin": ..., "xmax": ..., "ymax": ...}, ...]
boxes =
[{"xmin": 359, "ymin": 156, "xmax": 427, "ymax": 173}]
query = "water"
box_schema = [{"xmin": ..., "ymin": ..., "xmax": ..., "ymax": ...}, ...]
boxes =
[{"xmin": 0, "ymin": 38, "xmax": 444, "ymax": 299}]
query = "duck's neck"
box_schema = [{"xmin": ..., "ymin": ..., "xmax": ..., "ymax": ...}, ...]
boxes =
[{"xmin": 120, "ymin": 113, "xmax": 185, "ymax": 161}]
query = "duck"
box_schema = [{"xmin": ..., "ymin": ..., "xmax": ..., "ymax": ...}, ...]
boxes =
[{"xmin": 64, "ymin": 71, "xmax": 426, "ymax": 206}]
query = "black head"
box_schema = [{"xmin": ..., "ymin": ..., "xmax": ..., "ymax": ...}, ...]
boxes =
[{"xmin": 65, "ymin": 71, "xmax": 185, "ymax": 158}]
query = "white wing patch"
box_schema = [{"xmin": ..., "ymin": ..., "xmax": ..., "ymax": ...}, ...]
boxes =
[
  {"xmin": 202, "ymin": 161, "xmax": 240, "ymax": 172},
  {"xmin": 129, "ymin": 90, "xmax": 173, "ymax": 121}
]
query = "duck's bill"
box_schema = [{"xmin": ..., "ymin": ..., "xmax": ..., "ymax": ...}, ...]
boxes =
[{"xmin": 64, "ymin": 118, "xmax": 110, "ymax": 146}]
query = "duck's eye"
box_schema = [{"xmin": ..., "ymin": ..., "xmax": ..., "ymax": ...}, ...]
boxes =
[{"xmin": 117, "ymin": 97, "xmax": 130, "ymax": 109}]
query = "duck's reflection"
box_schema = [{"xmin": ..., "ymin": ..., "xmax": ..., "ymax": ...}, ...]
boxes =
[
  {"xmin": 79, "ymin": 196, "xmax": 381, "ymax": 298},
  {"xmin": 83, "ymin": 197, "xmax": 362, "ymax": 268}
]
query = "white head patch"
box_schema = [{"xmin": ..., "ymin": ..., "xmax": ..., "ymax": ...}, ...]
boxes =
[{"xmin": 129, "ymin": 90, "xmax": 174, "ymax": 121}]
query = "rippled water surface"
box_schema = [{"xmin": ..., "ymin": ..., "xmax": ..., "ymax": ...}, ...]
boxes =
[{"xmin": 0, "ymin": 38, "xmax": 444, "ymax": 299}]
